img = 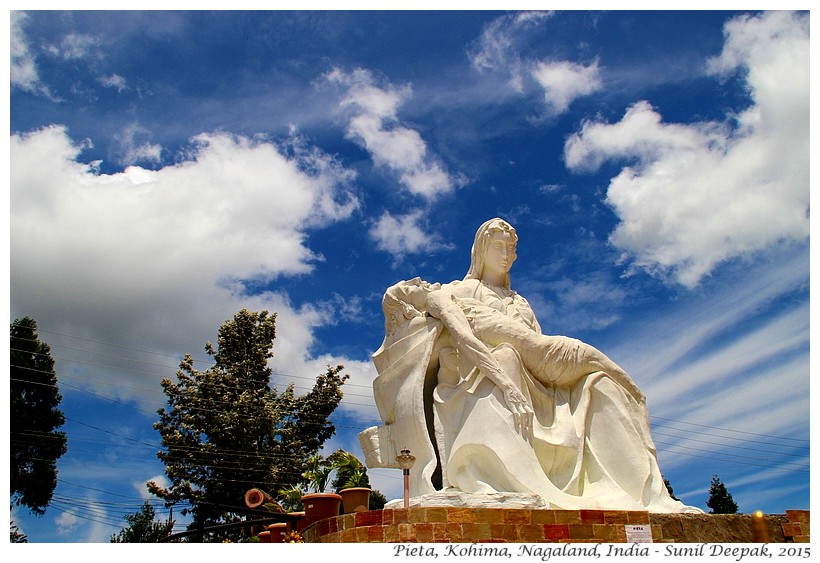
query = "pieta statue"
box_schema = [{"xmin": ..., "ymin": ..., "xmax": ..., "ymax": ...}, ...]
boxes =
[{"xmin": 360, "ymin": 218, "xmax": 700, "ymax": 512}]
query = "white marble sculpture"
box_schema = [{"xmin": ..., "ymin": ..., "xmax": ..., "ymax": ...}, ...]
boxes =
[{"xmin": 360, "ymin": 218, "xmax": 700, "ymax": 513}]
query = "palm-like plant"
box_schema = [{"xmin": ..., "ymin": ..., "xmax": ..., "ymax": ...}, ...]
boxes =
[
  {"xmin": 330, "ymin": 450, "xmax": 370, "ymax": 490},
  {"xmin": 302, "ymin": 454, "xmax": 334, "ymax": 493}
]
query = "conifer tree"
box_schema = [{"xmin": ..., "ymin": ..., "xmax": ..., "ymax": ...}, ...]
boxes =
[
  {"xmin": 663, "ymin": 476, "xmax": 680, "ymax": 501},
  {"xmin": 706, "ymin": 474, "xmax": 739, "ymax": 514},
  {"xmin": 148, "ymin": 309, "xmax": 348, "ymax": 540},
  {"xmin": 10, "ymin": 317, "xmax": 67, "ymax": 515}
]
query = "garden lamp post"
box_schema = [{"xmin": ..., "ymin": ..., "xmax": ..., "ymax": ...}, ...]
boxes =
[{"xmin": 396, "ymin": 448, "xmax": 416, "ymax": 509}]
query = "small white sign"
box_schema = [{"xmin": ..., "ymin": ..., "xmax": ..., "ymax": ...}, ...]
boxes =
[{"xmin": 624, "ymin": 524, "xmax": 653, "ymax": 543}]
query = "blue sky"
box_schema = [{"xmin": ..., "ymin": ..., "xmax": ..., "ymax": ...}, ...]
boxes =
[{"xmin": 7, "ymin": 8, "xmax": 811, "ymax": 543}]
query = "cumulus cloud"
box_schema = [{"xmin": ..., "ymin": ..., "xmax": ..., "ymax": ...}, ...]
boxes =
[
  {"xmin": 10, "ymin": 125, "xmax": 361, "ymax": 410},
  {"xmin": 531, "ymin": 59, "xmax": 602, "ymax": 116},
  {"xmin": 327, "ymin": 67, "xmax": 458, "ymax": 201},
  {"xmin": 563, "ymin": 11, "xmax": 809, "ymax": 287},
  {"xmin": 368, "ymin": 210, "xmax": 453, "ymax": 260}
]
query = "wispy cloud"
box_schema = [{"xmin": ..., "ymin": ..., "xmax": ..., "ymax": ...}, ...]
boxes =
[
  {"xmin": 564, "ymin": 11, "xmax": 809, "ymax": 287},
  {"xmin": 468, "ymin": 11, "xmax": 554, "ymax": 91},
  {"xmin": 111, "ymin": 123, "xmax": 162, "ymax": 166},
  {"xmin": 10, "ymin": 11, "xmax": 54, "ymax": 98},
  {"xmin": 468, "ymin": 11, "xmax": 602, "ymax": 114},
  {"xmin": 98, "ymin": 73, "xmax": 128, "ymax": 93}
]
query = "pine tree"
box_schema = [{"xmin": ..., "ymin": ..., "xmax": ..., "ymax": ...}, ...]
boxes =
[
  {"xmin": 110, "ymin": 502, "xmax": 174, "ymax": 543},
  {"xmin": 148, "ymin": 309, "xmax": 348, "ymax": 541},
  {"xmin": 10, "ymin": 317, "xmax": 67, "ymax": 515},
  {"xmin": 663, "ymin": 476, "xmax": 680, "ymax": 501},
  {"xmin": 706, "ymin": 474, "xmax": 739, "ymax": 514}
]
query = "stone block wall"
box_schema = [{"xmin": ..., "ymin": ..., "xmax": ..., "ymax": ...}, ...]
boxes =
[{"xmin": 300, "ymin": 507, "xmax": 809, "ymax": 544}]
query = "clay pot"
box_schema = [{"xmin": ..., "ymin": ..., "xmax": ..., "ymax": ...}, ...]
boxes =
[
  {"xmin": 265, "ymin": 522, "xmax": 289, "ymax": 543},
  {"xmin": 301, "ymin": 492, "xmax": 342, "ymax": 527},
  {"xmin": 339, "ymin": 487, "xmax": 371, "ymax": 513}
]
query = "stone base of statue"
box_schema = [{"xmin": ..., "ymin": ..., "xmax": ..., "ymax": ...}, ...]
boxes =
[{"xmin": 300, "ymin": 506, "xmax": 810, "ymax": 543}]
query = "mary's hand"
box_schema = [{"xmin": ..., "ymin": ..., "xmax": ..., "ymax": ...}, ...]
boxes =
[{"xmin": 502, "ymin": 385, "xmax": 534, "ymax": 441}]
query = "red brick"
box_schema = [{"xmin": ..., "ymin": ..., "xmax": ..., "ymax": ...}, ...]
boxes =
[
  {"xmin": 367, "ymin": 525, "xmax": 384, "ymax": 542},
  {"xmin": 339, "ymin": 527, "xmax": 357, "ymax": 542},
  {"xmin": 415, "ymin": 523, "xmax": 434, "ymax": 542},
  {"xmin": 592, "ymin": 523, "xmax": 619, "ymax": 541},
  {"xmin": 543, "ymin": 524, "xmax": 570, "ymax": 540},
  {"xmin": 316, "ymin": 519, "xmax": 330, "ymax": 536},
  {"xmin": 517, "ymin": 524, "xmax": 546, "ymax": 542},
  {"xmin": 447, "ymin": 507, "xmax": 476, "ymax": 523},
  {"xmin": 603, "ymin": 511, "xmax": 629, "ymax": 524},
  {"xmin": 355, "ymin": 510, "xmax": 382, "ymax": 527},
  {"xmin": 474, "ymin": 508, "xmax": 504, "ymax": 523},
  {"xmin": 502, "ymin": 509, "xmax": 531, "ymax": 524},
  {"xmin": 461, "ymin": 523, "xmax": 492, "ymax": 541},
  {"xmin": 554, "ymin": 510, "xmax": 582, "ymax": 524},
  {"xmin": 398, "ymin": 523, "xmax": 416, "ymax": 542},
  {"xmin": 580, "ymin": 509, "xmax": 605, "ymax": 523},
  {"xmin": 383, "ymin": 525, "xmax": 400, "ymax": 542},
  {"xmin": 627, "ymin": 511, "xmax": 650, "ymax": 524},
  {"xmin": 569, "ymin": 523, "xmax": 595, "ymax": 539},
  {"xmin": 782, "ymin": 523, "xmax": 802, "ymax": 538},
  {"xmin": 531, "ymin": 510, "xmax": 557, "ymax": 525}
]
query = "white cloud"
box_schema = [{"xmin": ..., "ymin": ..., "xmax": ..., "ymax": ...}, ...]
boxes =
[
  {"xmin": 367, "ymin": 210, "xmax": 453, "ymax": 259},
  {"xmin": 112, "ymin": 123, "xmax": 163, "ymax": 166},
  {"xmin": 56, "ymin": 509, "xmax": 82, "ymax": 536},
  {"xmin": 468, "ymin": 11, "xmax": 554, "ymax": 91},
  {"xmin": 10, "ymin": 125, "xmax": 360, "ymax": 409},
  {"xmin": 49, "ymin": 31, "xmax": 103, "ymax": 61},
  {"xmin": 563, "ymin": 11, "xmax": 809, "ymax": 287},
  {"xmin": 10, "ymin": 11, "xmax": 53, "ymax": 98},
  {"xmin": 531, "ymin": 59, "xmax": 602, "ymax": 116},
  {"xmin": 99, "ymin": 73, "xmax": 128, "ymax": 93},
  {"xmin": 468, "ymin": 11, "xmax": 600, "ymax": 113},
  {"xmin": 327, "ymin": 68, "xmax": 458, "ymax": 201}
]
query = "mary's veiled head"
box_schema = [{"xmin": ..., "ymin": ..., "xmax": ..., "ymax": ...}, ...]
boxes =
[{"xmin": 465, "ymin": 218, "xmax": 518, "ymax": 288}]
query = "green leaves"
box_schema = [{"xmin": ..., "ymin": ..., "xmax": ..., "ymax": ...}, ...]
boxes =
[
  {"xmin": 10, "ymin": 317, "xmax": 67, "ymax": 516},
  {"xmin": 149, "ymin": 309, "xmax": 348, "ymax": 541}
]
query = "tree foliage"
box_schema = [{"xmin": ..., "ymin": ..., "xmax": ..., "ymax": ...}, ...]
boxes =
[
  {"xmin": 663, "ymin": 476, "xmax": 680, "ymax": 501},
  {"xmin": 706, "ymin": 474, "xmax": 739, "ymax": 514},
  {"xmin": 148, "ymin": 309, "xmax": 348, "ymax": 540},
  {"xmin": 110, "ymin": 502, "xmax": 174, "ymax": 543},
  {"xmin": 10, "ymin": 519, "xmax": 28, "ymax": 543},
  {"xmin": 10, "ymin": 317, "xmax": 67, "ymax": 516}
]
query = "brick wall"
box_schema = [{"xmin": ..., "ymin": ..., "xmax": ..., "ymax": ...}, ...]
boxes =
[{"xmin": 299, "ymin": 507, "xmax": 809, "ymax": 543}]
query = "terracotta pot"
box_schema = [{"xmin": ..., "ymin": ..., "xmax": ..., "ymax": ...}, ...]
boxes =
[
  {"xmin": 339, "ymin": 487, "xmax": 371, "ymax": 513},
  {"xmin": 291, "ymin": 511, "xmax": 306, "ymax": 533},
  {"xmin": 301, "ymin": 492, "xmax": 342, "ymax": 527},
  {"xmin": 265, "ymin": 522, "xmax": 289, "ymax": 543},
  {"xmin": 257, "ymin": 530, "xmax": 271, "ymax": 543}
]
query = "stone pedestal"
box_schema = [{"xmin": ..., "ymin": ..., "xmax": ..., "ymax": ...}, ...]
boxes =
[{"xmin": 301, "ymin": 507, "xmax": 809, "ymax": 543}]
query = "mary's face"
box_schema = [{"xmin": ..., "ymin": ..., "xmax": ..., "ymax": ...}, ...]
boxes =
[{"xmin": 482, "ymin": 230, "xmax": 516, "ymax": 280}]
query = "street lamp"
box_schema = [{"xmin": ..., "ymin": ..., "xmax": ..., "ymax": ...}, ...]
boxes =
[{"xmin": 396, "ymin": 448, "xmax": 416, "ymax": 509}]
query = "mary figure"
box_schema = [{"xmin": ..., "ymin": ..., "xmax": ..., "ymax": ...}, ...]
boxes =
[{"xmin": 359, "ymin": 218, "xmax": 699, "ymax": 512}]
